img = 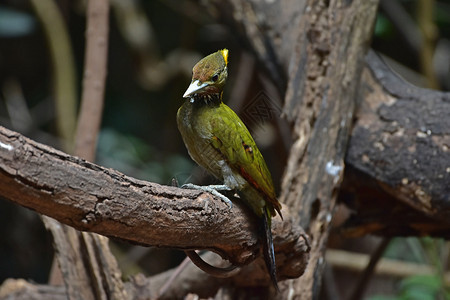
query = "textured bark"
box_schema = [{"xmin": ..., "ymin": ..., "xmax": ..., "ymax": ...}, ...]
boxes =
[
  {"xmin": 0, "ymin": 279, "xmax": 66, "ymax": 300},
  {"xmin": 0, "ymin": 126, "xmax": 309, "ymax": 280},
  {"xmin": 214, "ymin": 0, "xmax": 379, "ymax": 298},
  {"xmin": 42, "ymin": 217, "xmax": 127, "ymax": 300},
  {"xmin": 340, "ymin": 51, "xmax": 450, "ymax": 237},
  {"xmin": 213, "ymin": 0, "xmax": 449, "ymax": 239},
  {"xmin": 279, "ymin": 2, "xmax": 379, "ymax": 298}
]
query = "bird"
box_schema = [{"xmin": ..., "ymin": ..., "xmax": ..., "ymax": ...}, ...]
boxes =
[{"xmin": 177, "ymin": 49, "xmax": 282, "ymax": 290}]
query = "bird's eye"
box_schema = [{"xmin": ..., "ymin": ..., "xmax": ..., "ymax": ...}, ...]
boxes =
[{"xmin": 212, "ymin": 74, "xmax": 219, "ymax": 82}]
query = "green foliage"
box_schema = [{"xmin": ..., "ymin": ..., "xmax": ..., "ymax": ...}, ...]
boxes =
[
  {"xmin": 383, "ymin": 237, "xmax": 426, "ymax": 263},
  {"xmin": 370, "ymin": 237, "xmax": 450, "ymax": 300},
  {"xmin": 435, "ymin": 2, "xmax": 450, "ymax": 27},
  {"xmin": 400, "ymin": 275, "xmax": 446, "ymax": 300},
  {"xmin": 374, "ymin": 13, "xmax": 394, "ymax": 38},
  {"xmin": 369, "ymin": 275, "xmax": 450, "ymax": 300}
]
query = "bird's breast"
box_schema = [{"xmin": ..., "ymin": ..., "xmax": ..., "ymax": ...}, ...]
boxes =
[{"xmin": 177, "ymin": 102, "xmax": 223, "ymax": 179}]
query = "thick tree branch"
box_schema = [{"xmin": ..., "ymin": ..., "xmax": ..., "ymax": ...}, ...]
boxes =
[
  {"xmin": 213, "ymin": 1, "xmax": 379, "ymax": 298},
  {"xmin": 278, "ymin": 2, "xmax": 379, "ymax": 298},
  {"xmin": 210, "ymin": 0, "xmax": 450, "ymax": 297},
  {"xmin": 0, "ymin": 126, "xmax": 309, "ymax": 278},
  {"xmin": 213, "ymin": 1, "xmax": 449, "ymax": 242},
  {"xmin": 340, "ymin": 51, "xmax": 450, "ymax": 237}
]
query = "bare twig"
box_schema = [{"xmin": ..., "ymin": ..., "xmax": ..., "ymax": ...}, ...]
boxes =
[
  {"xmin": 379, "ymin": 0, "xmax": 422, "ymax": 56},
  {"xmin": 74, "ymin": 0, "xmax": 110, "ymax": 160},
  {"xmin": 348, "ymin": 238, "xmax": 391, "ymax": 300},
  {"xmin": 157, "ymin": 256, "xmax": 192, "ymax": 298}
]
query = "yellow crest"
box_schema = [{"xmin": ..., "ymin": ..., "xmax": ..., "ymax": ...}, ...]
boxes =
[{"xmin": 220, "ymin": 49, "xmax": 228, "ymax": 65}]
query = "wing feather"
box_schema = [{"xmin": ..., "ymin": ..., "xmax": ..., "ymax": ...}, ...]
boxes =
[{"xmin": 208, "ymin": 103, "xmax": 281, "ymax": 216}]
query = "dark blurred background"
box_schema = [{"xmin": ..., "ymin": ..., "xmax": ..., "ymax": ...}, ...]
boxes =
[{"xmin": 0, "ymin": 0, "xmax": 449, "ymax": 299}]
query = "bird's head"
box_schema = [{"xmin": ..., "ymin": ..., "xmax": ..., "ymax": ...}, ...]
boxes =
[{"xmin": 183, "ymin": 49, "xmax": 228, "ymax": 99}]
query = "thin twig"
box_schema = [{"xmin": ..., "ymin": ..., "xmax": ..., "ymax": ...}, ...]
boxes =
[
  {"xmin": 74, "ymin": 0, "xmax": 110, "ymax": 161},
  {"xmin": 348, "ymin": 237, "xmax": 391, "ymax": 300},
  {"xmin": 158, "ymin": 256, "xmax": 193, "ymax": 298},
  {"xmin": 379, "ymin": 0, "xmax": 422, "ymax": 56}
]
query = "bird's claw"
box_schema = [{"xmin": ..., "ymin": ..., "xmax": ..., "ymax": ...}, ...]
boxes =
[{"xmin": 181, "ymin": 183, "xmax": 233, "ymax": 209}]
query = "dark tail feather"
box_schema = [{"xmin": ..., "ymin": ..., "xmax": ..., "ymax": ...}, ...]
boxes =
[{"xmin": 262, "ymin": 207, "xmax": 279, "ymax": 292}]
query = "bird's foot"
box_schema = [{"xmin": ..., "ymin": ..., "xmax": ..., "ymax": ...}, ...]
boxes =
[{"xmin": 181, "ymin": 183, "xmax": 233, "ymax": 209}]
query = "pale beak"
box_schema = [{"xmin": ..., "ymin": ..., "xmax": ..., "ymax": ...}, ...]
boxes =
[{"xmin": 183, "ymin": 80, "xmax": 208, "ymax": 98}]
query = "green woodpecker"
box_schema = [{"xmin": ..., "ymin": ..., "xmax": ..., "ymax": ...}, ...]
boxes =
[{"xmin": 177, "ymin": 49, "xmax": 282, "ymax": 289}]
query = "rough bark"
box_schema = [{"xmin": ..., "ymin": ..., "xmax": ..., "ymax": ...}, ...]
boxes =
[
  {"xmin": 0, "ymin": 125, "xmax": 309, "ymax": 280},
  {"xmin": 213, "ymin": 0, "xmax": 450, "ymax": 239},
  {"xmin": 0, "ymin": 279, "xmax": 67, "ymax": 300},
  {"xmin": 340, "ymin": 51, "xmax": 450, "ymax": 237},
  {"xmin": 214, "ymin": 0, "xmax": 379, "ymax": 298},
  {"xmin": 280, "ymin": 2, "xmax": 379, "ymax": 298},
  {"xmin": 42, "ymin": 217, "xmax": 127, "ymax": 299}
]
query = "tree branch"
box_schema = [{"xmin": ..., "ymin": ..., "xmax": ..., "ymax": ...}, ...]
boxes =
[
  {"xmin": 340, "ymin": 51, "xmax": 450, "ymax": 237},
  {"xmin": 213, "ymin": 0, "xmax": 380, "ymax": 298},
  {"xmin": 74, "ymin": 0, "xmax": 110, "ymax": 160},
  {"xmin": 0, "ymin": 125, "xmax": 309, "ymax": 278},
  {"xmin": 210, "ymin": 0, "xmax": 448, "ymax": 297},
  {"xmin": 0, "ymin": 279, "xmax": 66, "ymax": 300},
  {"xmin": 213, "ymin": 0, "xmax": 449, "ymax": 241}
]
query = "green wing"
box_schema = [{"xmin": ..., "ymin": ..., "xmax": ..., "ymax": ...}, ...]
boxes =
[{"xmin": 207, "ymin": 103, "xmax": 281, "ymax": 216}]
